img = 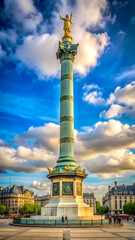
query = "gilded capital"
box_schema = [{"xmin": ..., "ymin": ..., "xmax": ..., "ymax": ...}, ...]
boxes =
[{"xmin": 56, "ymin": 41, "xmax": 79, "ymax": 62}]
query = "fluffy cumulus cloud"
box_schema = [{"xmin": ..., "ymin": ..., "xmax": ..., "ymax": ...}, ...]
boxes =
[
  {"xmin": 84, "ymin": 81, "xmax": 135, "ymax": 118},
  {"xmin": 101, "ymin": 81, "xmax": 135, "ymax": 118},
  {"xmin": 1, "ymin": 120, "xmax": 135, "ymax": 178},
  {"xmin": 100, "ymin": 104, "xmax": 126, "ymax": 118},
  {"xmin": 15, "ymin": 34, "xmax": 60, "ymax": 77},
  {"xmin": 83, "ymin": 83, "xmax": 105, "ymax": 105},
  {"xmin": 15, "ymin": 122, "xmax": 59, "ymax": 152},
  {"xmin": 4, "ymin": 0, "xmax": 43, "ymax": 31},
  {"xmin": 31, "ymin": 180, "xmax": 49, "ymax": 190},
  {"xmin": 0, "ymin": 141, "xmax": 56, "ymax": 173},
  {"xmin": 0, "ymin": 0, "xmax": 110, "ymax": 78}
]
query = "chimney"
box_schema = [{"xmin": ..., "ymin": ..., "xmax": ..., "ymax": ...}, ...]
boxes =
[
  {"xmin": 114, "ymin": 181, "xmax": 117, "ymax": 190},
  {"xmin": 108, "ymin": 186, "xmax": 111, "ymax": 192}
]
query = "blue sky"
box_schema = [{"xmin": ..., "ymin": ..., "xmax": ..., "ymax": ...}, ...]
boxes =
[{"xmin": 0, "ymin": 0, "xmax": 135, "ymax": 201}]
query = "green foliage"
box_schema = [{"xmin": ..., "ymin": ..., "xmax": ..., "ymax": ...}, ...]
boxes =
[
  {"xmin": 5, "ymin": 207, "xmax": 11, "ymax": 215},
  {"xmin": 19, "ymin": 203, "xmax": 41, "ymax": 215},
  {"xmin": 0, "ymin": 205, "xmax": 6, "ymax": 215},
  {"xmin": 96, "ymin": 201, "xmax": 109, "ymax": 214},
  {"xmin": 96, "ymin": 201, "xmax": 101, "ymax": 214},
  {"xmin": 123, "ymin": 202, "xmax": 135, "ymax": 215},
  {"xmin": 101, "ymin": 206, "xmax": 109, "ymax": 214},
  {"xmin": 34, "ymin": 204, "xmax": 41, "ymax": 215}
]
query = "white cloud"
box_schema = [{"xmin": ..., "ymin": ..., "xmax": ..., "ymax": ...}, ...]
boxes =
[
  {"xmin": 97, "ymin": 173, "xmax": 124, "ymax": 179},
  {"xmin": 114, "ymin": 81, "xmax": 135, "ymax": 106},
  {"xmin": 1, "ymin": 119, "xmax": 135, "ymax": 178},
  {"xmin": 4, "ymin": 0, "xmax": 42, "ymax": 31},
  {"xmin": 100, "ymin": 104, "xmax": 125, "ymax": 118},
  {"xmin": 15, "ymin": 122, "xmax": 59, "ymax": 152},
  {"xmin": 16, "ymin": 120, "xmax": 135, "ymax": 178},
  {"xmin": 84, "ymin": 149, "xmax": 135, "ymax": 178},
  {"xmin": 31, "ymin": 180, "xmax": 49, "ymax": 190},
  {"xmin": 16, "ymin": 146, "xmax": 55, "ymax": 162},
  {"xmin": 83, "ymin": 90, "xmax": 105, "ymax": 105},
  {"xmin": 83, "ymin": 83, "xmax": 105, "ymax": 105},
  {"xmin": 15, "ymin": 34, "xmax": 60, "ymax": 78},
  {"xmin": 0, "ymin": 145, "xmax": 56, "ymax": 173},
  {"xmin": 101, "ymin": 81, "xmax": 135, "ymax": 118},
  {"xmin": 13, "ymin": 0, "xmax": 109, "ymax": 78},
  {"xmin": 83, "ymin": 83, "xmax": 100, "ymax": 92}
]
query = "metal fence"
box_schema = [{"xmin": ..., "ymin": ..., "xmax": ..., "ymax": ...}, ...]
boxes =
[{"xmin": 13, "ymin": 218, "xmax": 115, "ymax": 226}]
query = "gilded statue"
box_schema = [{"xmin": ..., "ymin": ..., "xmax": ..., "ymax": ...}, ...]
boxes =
[{"xmin": 59, "ymin": 10, "xmax": 73, "ymax": 37}]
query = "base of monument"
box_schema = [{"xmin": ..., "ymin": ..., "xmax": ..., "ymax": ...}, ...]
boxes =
[{"xmin": 31, "ymin": 197, "xmax": 104, "ymax": 221}]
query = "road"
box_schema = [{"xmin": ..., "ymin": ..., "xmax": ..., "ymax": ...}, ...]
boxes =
[{"xmin": 0, "ymin": 219, "xmax": 135, "ymax": 240}]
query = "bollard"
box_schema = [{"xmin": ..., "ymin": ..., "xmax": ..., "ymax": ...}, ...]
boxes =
[{"xmin": 63, "ymin": 229, "xmax": 70, "ymax": 240}]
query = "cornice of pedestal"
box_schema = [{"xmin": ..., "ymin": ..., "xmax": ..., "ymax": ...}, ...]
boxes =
[
  {"xmin": 56, "ymin": 41, "xmax": 79, "ymax": 62},
  {"xmin": 47, "ymin": 171, "xmax": 87, "ymax": 180}
]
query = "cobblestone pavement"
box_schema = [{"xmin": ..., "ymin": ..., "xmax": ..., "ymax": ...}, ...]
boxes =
[{"xmin": 0, "ymin": 219, "xmax": 135, "ymax": 240}]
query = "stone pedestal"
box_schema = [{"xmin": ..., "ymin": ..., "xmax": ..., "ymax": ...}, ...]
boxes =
[{"xmin": 40, "ymin": 173, "xmax": 93, "ymax": 219}]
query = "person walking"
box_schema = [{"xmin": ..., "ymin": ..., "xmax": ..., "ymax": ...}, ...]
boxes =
[
  {"xmin": 109, "ymin": 215, "xmax": 112, "ymax": 224},
  {"xmin": 113, "ymin": 216, "xmax": 116, "ymax": 224},
  {"xmin": 62, "ymin": 216, "xmax": 64, "ymax": 222}
]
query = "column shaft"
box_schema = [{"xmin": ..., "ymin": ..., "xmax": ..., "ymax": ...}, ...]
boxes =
[{"xmin": 60, "ymin": 59, "xmax": 74, "ymax": 158}]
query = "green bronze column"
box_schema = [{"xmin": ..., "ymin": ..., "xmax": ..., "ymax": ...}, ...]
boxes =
[{"xmin": 56, "ymin": 41, "xmax": 78, "ymax": 171}]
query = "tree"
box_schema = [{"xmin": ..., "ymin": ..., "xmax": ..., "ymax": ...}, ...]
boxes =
[
  {"xmin": 19, "ymin": 207, "xmax": 24, "ymax": 215},
  {"xmin": 123, "ymin": 202, "xmax": 135, "ymax": 215},
  {"xmin": 34, "ymin": 204, "xmax": 41, "ymax": 215},
  {"xmin": 19, "ymin": 203, "xmax": 41, "ymax": 215},
  {"xmin": 101, "ymin": 206, "xmax": 109, "ymax": 214},
  {"xmin": 5, "ymin": 207, "xmax": 11, "ymax": 215},
  {"xmin": 96, "ymin": 201, "xmax": 109, "ymax": 214},
  {"xmin": 0, "ymin": 205, "xmax": 6, "ymax": 215},
  {"xmin": 96, "ymin": 201, "xmax": 101, "ymax": 214}
]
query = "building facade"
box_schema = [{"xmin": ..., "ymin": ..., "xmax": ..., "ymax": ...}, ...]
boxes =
[
  {"xmin": 0, "ymin": 185, "xmax": 34, "ymax": 214},
  {"xmin": 34, "ymin": 195, "xmax": 50, "ymax": 207},
  {"xmin": 83, "ymin": 193, "xmax": 96, "ymax": 214},
  {"xmin": 102, "ymin": 182, "xmax": 135, "ymax": 215}
]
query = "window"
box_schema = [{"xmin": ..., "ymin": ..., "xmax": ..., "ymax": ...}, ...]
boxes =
[
  {"xmin": 115, "ymin": 196, "xmax": 117, "ymax": 199},
  {"xmin": 124, "ymin": 191, "xmax": 127, "ymax": 194},
  {"xmin": 125, "ymin": 200, "xmax": 127, "ymax": 204},
  {"xmin": 129, "ymin": 191, "xmax": 133, "ymax": 194},
  {"xmin": 118, "ymin": 191, "xmax": 122, "ymax": 194},
  {"xmin": 114, "ymin": 191, "xmax": 117, "ymax": 194},
  {"xmin": 120, "ymin": 200, "xmax": 122, "ymax": 209}
]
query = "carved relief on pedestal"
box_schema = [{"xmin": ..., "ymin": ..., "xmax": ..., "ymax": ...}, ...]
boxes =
[
  {"xmin": 62, "ymin": 182, "xmax": 73, "ymax": 195},
  {"xmin": 53, "ymin": 182, "xmax": 60, "ymax": 196}
]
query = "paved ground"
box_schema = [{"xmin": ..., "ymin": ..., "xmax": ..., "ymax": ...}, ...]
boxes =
[{"xmin": 0, "ymin": 219, "xmax": 135, "ymax": 240}]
